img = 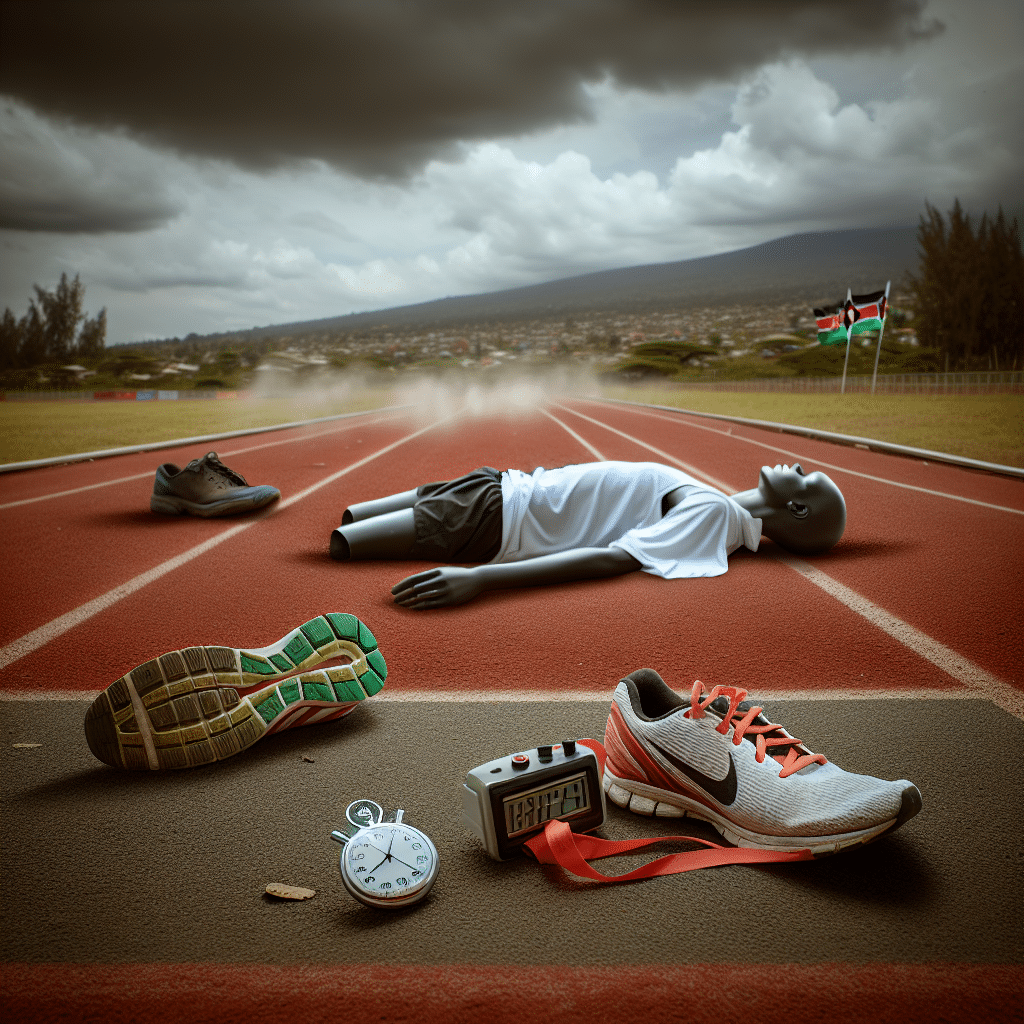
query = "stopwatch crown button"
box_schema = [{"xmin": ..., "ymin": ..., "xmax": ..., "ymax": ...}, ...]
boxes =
[
  {"xmin": 511, "ymin": 753, "xmax": 530, "ymax": 770},
  {"xmin": 563, "ymin": 740, "xmax": 577, "ymax": 755}
]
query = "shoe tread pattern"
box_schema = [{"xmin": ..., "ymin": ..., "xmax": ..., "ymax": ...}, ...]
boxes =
[{"xmin": 84, "ymin": 614, "xmax": 385, "ymax": 770}]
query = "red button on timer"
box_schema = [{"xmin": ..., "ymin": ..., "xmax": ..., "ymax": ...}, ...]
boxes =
[{"xmin": 511, "ymin": 754, "xmax": 530, "ymax": 770}]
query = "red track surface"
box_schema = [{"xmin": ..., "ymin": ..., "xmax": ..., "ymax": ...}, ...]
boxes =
[
  {"xmin": 2, "ymin": 963, "xmax": 1020, "ymax": 1024},
  {"xmin": 2, "ymin": 399, "xmax": 1022, "ymax": 1024},
  {"xmin": 1, "ymin": 399, "xmax": 1021, "ymax": 700}
]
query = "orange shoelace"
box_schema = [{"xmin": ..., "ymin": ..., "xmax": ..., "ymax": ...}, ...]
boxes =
[{"xmin": 686, "ymin": 681, "xmax": 827, "ymax": 778}]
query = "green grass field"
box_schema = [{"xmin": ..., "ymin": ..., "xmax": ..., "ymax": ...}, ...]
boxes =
[
  {"xmin": 0, "ymin": 389, "xmax": 396, "ymax": 465},
  {"xmin": 1, "ymin": 383, "xmax": 1021, "ymax": 469},
  {"xmin": 600, "ymin": 386, "xmax": 1024, "ymax": 468}
]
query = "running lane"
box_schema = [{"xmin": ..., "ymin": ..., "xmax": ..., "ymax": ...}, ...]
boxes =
[
  {"xmin": 0, "ymin": 411, "xmax": 410, "ymax": 646},
  {"xmin": 1, "ymin": 401, "xmax": 1020, "ymax": 711},
  {"xmin": 560, "ymin": 398, "xmax": 1023, "ymax": 691}
]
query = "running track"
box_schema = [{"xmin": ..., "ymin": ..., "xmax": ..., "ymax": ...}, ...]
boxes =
[{"xmin": 1, "ymin": 398, "xmax": 1021, "ymax": 1024}]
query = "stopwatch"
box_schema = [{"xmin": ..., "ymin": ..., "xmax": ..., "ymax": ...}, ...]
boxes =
[{"xmin": 330, "ymin": 799, "xmax": 439, "ymax": 909}]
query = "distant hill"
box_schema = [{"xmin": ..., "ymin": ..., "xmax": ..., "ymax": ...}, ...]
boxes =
[{"xmin": 242, "ymin": 224, "xmax": 919, "ymax": 338}]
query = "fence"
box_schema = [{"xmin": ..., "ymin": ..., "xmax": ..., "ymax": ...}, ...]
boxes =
[
  {"xmin": 667, "ymin": 372, "xmax": 1024, "ymax": 395},
  {"xmin": 3, "ymin": 373, "xmax": 1023, "ymax": 401},
  {"xmin": 0, "ymin": 389, "xmax": 249, "ymax": 402}
]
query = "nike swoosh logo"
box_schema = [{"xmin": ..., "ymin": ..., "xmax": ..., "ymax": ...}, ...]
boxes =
[{"xmin": 649, "ymin": 739, "xmax": 737, "ymax": 806}]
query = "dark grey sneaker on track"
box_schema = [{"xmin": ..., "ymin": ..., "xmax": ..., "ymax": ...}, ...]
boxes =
[
  {"xmin": 84, "ymin": 613, "xmax": 387, "ymax": 770},
  {"xmin": 150, "ymin": 451, "xmax": 280, "ymax": 517}
]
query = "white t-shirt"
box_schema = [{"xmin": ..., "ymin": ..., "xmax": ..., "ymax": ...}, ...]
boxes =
[{"xmin": 493, "ymin": 461, "xmax": 761, "ymax": 579}]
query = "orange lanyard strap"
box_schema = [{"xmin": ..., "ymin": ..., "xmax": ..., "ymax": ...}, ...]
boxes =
[{"xmin": 523, "ymin": 738, "xmax": 813, "ymax": 883}]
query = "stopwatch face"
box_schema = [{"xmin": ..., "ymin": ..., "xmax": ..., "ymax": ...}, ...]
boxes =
[{"xmin": 340, "ymin": 822, "xmax": 439, "ymax": 909}]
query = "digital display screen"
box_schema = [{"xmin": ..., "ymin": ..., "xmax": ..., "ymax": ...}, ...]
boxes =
[{"xmin": 502, "ymin": 771, "xmax": 591, "ymax": 838}]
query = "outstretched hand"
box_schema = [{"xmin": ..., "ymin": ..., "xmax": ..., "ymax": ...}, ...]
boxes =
[{"xmin": 391, "ymin": 566, "xmax": 483, "ymax": 610}]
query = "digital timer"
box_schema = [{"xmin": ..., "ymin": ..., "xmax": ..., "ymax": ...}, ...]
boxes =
[{"xmin": 462, "ymin": 739, "xmax": 606, "ymax": 860}]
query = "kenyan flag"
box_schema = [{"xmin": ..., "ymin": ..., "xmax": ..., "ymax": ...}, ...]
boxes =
[
  {"xmin": 843, "ymin": 288, "xmax": 888, "ymax": 335},
  {"xmin": 813, "ymin": 307, "xmax": 847, "ymax": 345}
]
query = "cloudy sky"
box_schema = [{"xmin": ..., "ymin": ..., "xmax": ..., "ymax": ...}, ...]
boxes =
[{"xmin": 1, "ymin": 0, "xmax": 1021, "ymax": 346}]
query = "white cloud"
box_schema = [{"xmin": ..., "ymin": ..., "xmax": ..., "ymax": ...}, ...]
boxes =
[
  {"xmin": 667, "ymin": 60, "xmax": 1013, "ymax": 227},
  {"xmin": 420, "ymin": 145, "xmax": 675, "ymax": 284}
]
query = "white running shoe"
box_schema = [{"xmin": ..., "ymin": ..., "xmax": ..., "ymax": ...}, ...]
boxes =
[{"xmin": 603, "ymin": 668, "xmax": 922, "ymax": 856}]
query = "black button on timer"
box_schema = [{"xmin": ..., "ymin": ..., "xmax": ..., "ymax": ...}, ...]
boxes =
[
  {"xmin": 537, "ymin": 745, "xmax": 553, "ymax": 761},
  {"xmin": 563, "ymin": 740, "xmax": 577, "ymax": 755}
]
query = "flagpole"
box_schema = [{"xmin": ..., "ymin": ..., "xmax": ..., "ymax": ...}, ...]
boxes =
[
  {"xmin": 870, "ymin": 280, "xmax": 891, "ymax": 395},
  {"xmin": 841, "ymin": 287, "xmax": 852, "ymax": 395}
]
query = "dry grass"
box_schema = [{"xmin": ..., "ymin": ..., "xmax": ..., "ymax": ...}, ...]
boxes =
[
  {"xmin": 600, "ymin": 386, "xmax": 1024, "ymax": 468},
  {"xmin": 0, "ymin": 390, "xmax": 395, "ymax": 465}
]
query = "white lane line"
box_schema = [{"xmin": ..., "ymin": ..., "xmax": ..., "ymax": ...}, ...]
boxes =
[
  {"xmin": 542, "ymin": 409, "xmax": 607, "ymax": 460},
  {"xmin": 0, "ymin": 475, "xmax": 158, "ymax": 510},
  {"xmin": 555, "ymin": 403, "xmax": 1023, "ymax": 719},
  {"xmin": 0, "ymin": 421, "xmax": 441, "ymax": 672},
  {"xmin": 0, "ymin": 414, "xmax": 398, "ymax": 511},
  {"xmin": 0, "ymin": 687, "xmax": 988, "ymax": 703},
  {"xmin": 555, "ymin": 404, "xmax": 734, "ymax": 492},
  {"xmin": 773, "ymin": 552, "xmax": 1024, "ymax": 719},
  {"xmin": 587, "ymin": 400, "xmax": 1024, "ymax": 515},
  {"xmin": 0, "ymin": 472, "xmax": 158, "ymax": 509}
]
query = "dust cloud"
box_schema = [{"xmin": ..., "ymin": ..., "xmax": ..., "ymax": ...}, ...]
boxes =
[
  {"xmin": 393, "ymin": 366, "xmax": 601, "ymax": 426},
  {"xmin": 241, "ymin": 364, "xmax": 602, "ymax": 430}
]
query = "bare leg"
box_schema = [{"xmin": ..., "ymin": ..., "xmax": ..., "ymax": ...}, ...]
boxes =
[
  {"xmin": 342, "ymin": 488, "xmax": 420, "ymax": 525},
  {"xmin": 330, "ymin": 508, "xmax": 418, "ymax": 560}
]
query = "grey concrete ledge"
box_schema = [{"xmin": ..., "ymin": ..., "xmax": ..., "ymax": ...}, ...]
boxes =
[
  {"xmin": 600, "ymin": 397, "xmax": 1024, "ymax": 480},
  {"xmin": 0, "ymin": 405, "xmax": 406, "ymax": 475}
]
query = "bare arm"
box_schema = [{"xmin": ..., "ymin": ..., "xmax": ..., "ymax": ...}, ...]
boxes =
[{"xmin": 390, "ymin": 547, "xmax": 642, "ymax": 610}]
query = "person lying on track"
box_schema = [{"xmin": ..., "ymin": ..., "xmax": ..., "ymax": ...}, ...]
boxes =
[{"xmin": 329, "ymin": 460, "xmax": 846, "ymax": 610}]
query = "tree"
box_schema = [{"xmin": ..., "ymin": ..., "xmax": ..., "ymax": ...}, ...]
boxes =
[
  {"xmin": 18, "ymin": 302, "xmax": 46, "ymax": 367},
  {"xmin": 32, "ymin": 273, "xmax": 86, "ymax": 363},
  {"xmin": 0, "ymin": 308, "xmax": 21, "ymax": 369},
  {"xmin": 76, "ymin": 308, "xmax": 107, "ymax": 359},
  {"xmin": 0, "ymin": 274, "xmax": 106, "ymax": 372},
  {"xmin": 909, "ymin": 200, "xmax": 1023, "ymax": 371},
  {"xmin": 979, "ymin": 208, "xmax": 1023, "ymax": 370}
]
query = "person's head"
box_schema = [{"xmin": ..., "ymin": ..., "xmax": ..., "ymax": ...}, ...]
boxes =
[{"xmin": 732, "ymin": 463, "xmax": 846, "ymax": 555}]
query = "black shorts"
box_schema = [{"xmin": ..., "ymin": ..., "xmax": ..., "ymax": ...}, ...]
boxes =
[{"xmin": 410, "ymin": 467, "xmax": 503, "ymax": 563}]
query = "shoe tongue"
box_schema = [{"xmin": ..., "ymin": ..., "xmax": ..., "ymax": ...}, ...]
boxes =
[
  {"xmin": 709, "ymin": 694, "xmax": 753, "ymax": 717},
  {"xmin": 200, "ymin": 452, "xmax": 246, "ymax": 484},
  {"xmin": 710, "ymin": 697, "xmax": 807, "ymax": 759}
]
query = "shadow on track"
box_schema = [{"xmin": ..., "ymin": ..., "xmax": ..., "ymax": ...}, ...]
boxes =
[
  {"xmin": 83, "ymin": 507, "xmax": 281, "ymax": 529},
  {"xmin": 815, "ymin": 538, "xmax": 919, "ymax": 560},
  {"xmin": 759, "ymin": 833, "xmax": 938, "ymax": 909}
]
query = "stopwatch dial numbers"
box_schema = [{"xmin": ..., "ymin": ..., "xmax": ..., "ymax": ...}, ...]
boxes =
[
  {"xmin": 347, "ymin": 827, "xmax": 433, "ymax": 899},
  {"xmin": 342, "ymin": 822, "xmax": 436, "ymax": 906},
  {"xmin": 358, "ymin": 830, "xmax": 392, "ymax": 856},
  {"xmin": 390, "ymin": 828, "xmax": 433, "ymax": 873},
  {"xmin": 347, "ymin": 840, "xmax": 387, "ymax": 887}
]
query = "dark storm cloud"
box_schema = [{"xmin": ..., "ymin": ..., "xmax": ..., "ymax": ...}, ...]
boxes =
[
  {"xmin": 0, "ymin": 0, "xmax": 941, "ymax": 178},
  {"xmin": 0, "ymin": 98, "xmax": 183, "ymax": 233},
  {"xmin": 0, "ymin": 196, "xmax": 177, "ymax": 233}
]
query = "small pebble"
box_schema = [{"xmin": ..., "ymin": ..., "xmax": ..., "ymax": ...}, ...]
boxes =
[{"xmin": 265, "ymin": 883, "xmax": 315, "ymax": 900}]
